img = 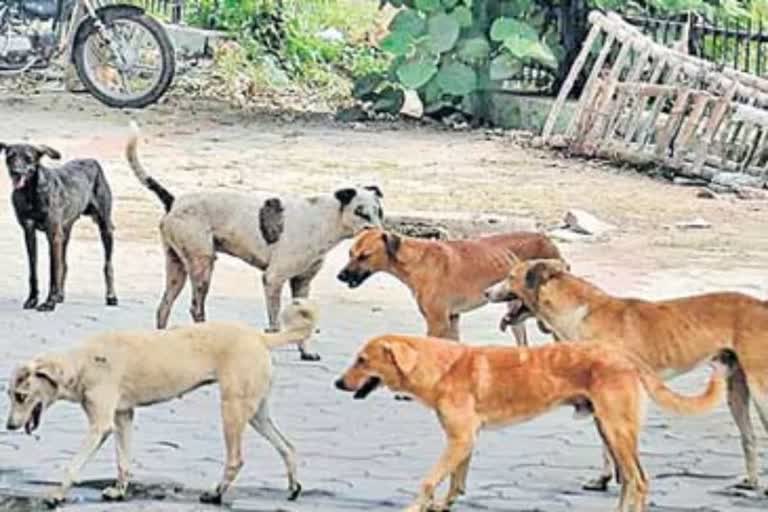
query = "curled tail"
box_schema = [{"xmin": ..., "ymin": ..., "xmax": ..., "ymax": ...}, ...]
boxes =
[
  {"xmin": 263, "ymin": 299, "xmax": 319, "ymax": 349},
  {"xmin": 640, "ymin": 362, "xmax": 726, "ymax": 415},
  {"xmin": 126, "ymin": 122, "xmax": 175, "ymax": 212}
]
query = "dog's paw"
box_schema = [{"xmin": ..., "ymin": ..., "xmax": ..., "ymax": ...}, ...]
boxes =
[
  {"xmin": 54, "ymin": 293, "xmax": 64, "ymax": 304},
  {"xmin": 288, "ymin": 482, "xmax": 302, "ymax": 501},
  {"xmin": 106, "ymin": 297, "xmax": 119, "ymax": 307},
  {"xmin": 731, "ymin": 477, "xmax": 759, "ymax": 491},
  {"xmin": 23, "ymin": 296, "xmax": 38, "ymax": 309},
  {"xmin": 102, "ymin": 485, "xmax": 127, "ymax": 501},
  {"xmin": 43, "ymin": 491, "xmax": 66, "ymax": 509},
  {"xmin": 582, "ymin": 475, "xmax": 610, "ymax": 492},
  {"xmin": 299, "ymin": 351, "xmax": 321, "ymax": 362},
  {"xmin": 36, "ymin": 300, "xmax": 56, "ymax": 312},
  {"xmin": 199, "ymin": 491, "xmax": 223, "ymax": 505}
]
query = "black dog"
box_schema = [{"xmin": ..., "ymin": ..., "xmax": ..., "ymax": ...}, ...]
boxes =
[{"xmin": 0, "ymin": 143, "xmax": 118, "ymax": 311}]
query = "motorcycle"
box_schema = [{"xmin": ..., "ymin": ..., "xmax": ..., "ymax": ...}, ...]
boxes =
[{"xmin": 0, "ymin": 0, "xmax": 176, "ymax": 108}]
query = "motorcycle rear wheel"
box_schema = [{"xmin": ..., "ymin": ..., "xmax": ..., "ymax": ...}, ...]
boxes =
[{"xmin": 73, "ymin": 11, "xmax": 175, "ymax": 109}]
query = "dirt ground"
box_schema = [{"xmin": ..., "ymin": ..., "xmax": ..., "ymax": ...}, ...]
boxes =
[{"xmin": 0, "ymin": 92, "xmax": 766, "ymax": 511}]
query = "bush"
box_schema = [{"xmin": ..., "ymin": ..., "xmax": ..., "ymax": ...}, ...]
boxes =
[
  {"xmin": 184, "ymin": 0, "xmax": 390, "ymax": 102},
  {"xmin": 355, "ymin": 0, "xmax": 560, "ymax": 122}
]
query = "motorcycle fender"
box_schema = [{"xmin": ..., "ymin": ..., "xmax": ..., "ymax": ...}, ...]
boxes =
[{"xmin": 70, "ymin": 4, "xmax": 146, "ymax": 62}]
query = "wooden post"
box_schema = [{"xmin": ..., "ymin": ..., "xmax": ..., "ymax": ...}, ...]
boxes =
[{"xmin": 543, "ymin": 22, "xmax": 603, "ymax": 139}]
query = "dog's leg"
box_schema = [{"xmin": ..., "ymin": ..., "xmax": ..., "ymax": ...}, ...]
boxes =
[
  {"xmin": 95, "ymin": 217, "xmax": 118, "ymax": 306},
  {"xmin": 406, "ymin": 415, "xmax": 476, "ymax": 512},
  {"xmin": 743, "ymin": 372, "xmax": 768, "ymax": 497},
  {"xmin": 103, "ymin": 409, "xmax": 134, "ymax": 501},
  {"xmin": 188, "ymin": 256, "xmax": 214, "ymax": 323},
  {"xmin": 290, "ymin": 261, "xmax": 322, "ymax": 361},
  {"xmin": 249, "ymin": 400, "xmax": 301, "ymax": 500},
  {"xmin": 200, "ymin": 398, "xmax": 247, "ymax": 504},
  {"xmin": 59, "ymin": 223, "xmax": 74, "ymax": 303},
  {"xmin": 448, "ymin": 314, "xmax": 461, "ymax": 341},
  {"xmin": 433, "ymin": 453, "xmax": 472, "ymax": 511},
  {"xmin": 262, "ymin": 271, "xmax": 287, "ymax": 332},
  {"xmin": 38, "ymin": 226, "xmax": 64, "ymax": 311},
  {"xmin": 511, "ymin": 323, "xmax": 528, "ymax": 347},
  {"xmin": 726, "ymin": 367, "xmax": 759, "ymax": 490},
  {"xmin": 156, "ymin": 248, "xmax": 188, "ymax": 329},
  {"xmin": 583, "ymin": 444, "xmax": 615, "ymax": 491},
  {"xmin": 595, "ymin": 419, "xmax": 647, "ymax": 512},
  {"xmin": 425, "ymin": 306, "xmax": 455, "ymax": 341},
  {"xmin": 21, "ymin": 222, "xmax": 39, "ymax": 309},
  {"xmin": 46, "ymin": 404, "xmax": 115, "ymax": 507}
]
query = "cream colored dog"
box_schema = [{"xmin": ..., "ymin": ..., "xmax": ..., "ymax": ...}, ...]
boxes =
[
  {"xmin": 336, "ymin": 334, "xmax": 727, "ymax": 512},
  {"xmin": 5, "ymin": 299, "xmax": 318, "ymax": 507}
]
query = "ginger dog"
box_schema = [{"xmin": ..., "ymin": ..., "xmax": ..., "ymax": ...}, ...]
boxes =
[
  {"xmin": 335, "ymin": 334, "xmax": 727, "ymax": 512},
  {"xmin": 485, "ymin": 258, "xmax": 768, "ymax": 492},
  {"xmin": 6, "ymin": 300, "xmax": 317, "ymax": 507},
  {"xmin": 337, "ymin": 227, "xmax": 562, "ymax": 344}
]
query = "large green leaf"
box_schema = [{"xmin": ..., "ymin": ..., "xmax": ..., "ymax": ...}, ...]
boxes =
[
  {"xmin": 503, "ymin": 34, "xmax": 557, "ymax": 67},
  {"xmin": 451, "ymin": 5, "xmax": 472, "ymax": 27},
  {"xmin": 489, "ymin": 54, "xmax": 522, "ymax": 80},
  {"xmin": 457, "ymin": 36, "xmax": 490, "ymax": 64},
  {"xmin": 442, "ymin": 0, "xmax": 459, "ymax": 7},
  {"xmin": 397, "ymin": 56, "xmax": 439, "ymax": 89},
  {"xmin": 380, "ymin": 32, "xmax": 412, "ymax": 56},
  {"xmin": 419, "ymin": 77, "xmax": 443, "ymax": 105},
  {"xmin": 436, "ymin": 62, "xmax": 477, "ymax": 95},
  {"xmin": 426, "ymin": 12, "xmax": 460, "ymax": 53},
  {"xmin": 389, "ymin": 8, "xmax": 426, "ymax": 38},
  {"xmin": 490, "ymin": 17, "xmax": 538, "ymax": 42},
  {"xmin": 415, "ymin": 0, "xmax": 441, "ymax": 12}
]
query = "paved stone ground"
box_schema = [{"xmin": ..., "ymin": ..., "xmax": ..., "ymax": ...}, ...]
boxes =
[
  {"xmin": 0, "ymin": 93, "xmax": 767, "ymax": 511},
  {"xmin": 0, "ymin": 235, "xmax": 766, "ymax": 512}
]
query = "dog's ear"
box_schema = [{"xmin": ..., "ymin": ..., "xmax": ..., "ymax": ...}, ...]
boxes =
[
  {"xmin": 382, "ymin": 232, "xmax": 401, "ymax": 259},
  {"xmin": 33, "ymin": 362, "xmax": 62, "ymax": 390},
  {"xmin": 383, "ymin": 341, "xmax": 418, "ymax": 375},
  {"xmin": 525, "ymin": 261, "xmax": 561, "ymax": 290},
  {"xmin": 36, "ymin": 145, "xmax": 61, "ymax": 160},
  {"xmin": 335, "ymin": 188, "xmax": 357, "ymax": 208},
  {"xmin": 364, "ymin": 185, "xmax": 383, "ymax": 198}
]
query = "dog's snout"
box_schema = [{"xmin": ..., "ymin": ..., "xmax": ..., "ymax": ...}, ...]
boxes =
[
  {"xmin": 334, "ymin": 377, "xmax": 348, "ymax": 391},
  {"xmin": 337, "ymin": 269, "xmax": 349, "ymax": 282},
  {"xmin": 6, "ymin": 420, "xmax": 19, "ymax": 431}
]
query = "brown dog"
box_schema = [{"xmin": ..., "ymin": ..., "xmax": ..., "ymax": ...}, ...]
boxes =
[
  {"xmin": 335, "ymin": 334, "xmax": 727, "ymax": 512},
  {"xmin": 485, "ymin": 258, "xmax": 768, "ymax": 492},
  {"xmin": 337, "ymin": 227, "xmax": 562, "ymax": 344}
]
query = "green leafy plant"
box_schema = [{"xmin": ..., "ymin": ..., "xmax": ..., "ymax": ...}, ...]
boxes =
[{"xmin": 357, "ymin": 0, "xmax": 560, "ymax": 122}]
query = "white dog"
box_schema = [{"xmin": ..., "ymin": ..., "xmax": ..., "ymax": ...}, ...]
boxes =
[
  {"xmin": 126, "ymin": 122, "xmax": 383, "ymax": 360},
  {"xmin": 6, "ymin": 299, "xmax": 318, "ymax": 507}
]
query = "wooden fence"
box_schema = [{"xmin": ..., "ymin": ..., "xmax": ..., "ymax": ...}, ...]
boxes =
[{"xmin": 543, "ymin": 11, "xmax": 768, "ymax": 184}]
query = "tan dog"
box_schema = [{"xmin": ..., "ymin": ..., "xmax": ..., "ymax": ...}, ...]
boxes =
[
  {"xmin": 337, "ymin": 227, "xmax": 562, "ymax": 344},
  {"xmin": 485, "ymin": 258, "xmax": 768, "ymax": 492},
  {"xmin": 335, "ymin": 334, "xmax": 727, "ymax": 512},
  {"xmin": 5, "ymin": 300, "xmax": 318, "ymax": 507}
]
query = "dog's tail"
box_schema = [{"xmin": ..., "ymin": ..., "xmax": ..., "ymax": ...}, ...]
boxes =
[
  {"xmin": 126, "ymin": 121, "xmax": 175, "ymax": 212},
  {"xmin": 263, "ymin": 299, "xmax": 319, "ymax": 349},
  {"xmin": 639, "ymin": 360, "xmax": 726, "ymax": 415}
]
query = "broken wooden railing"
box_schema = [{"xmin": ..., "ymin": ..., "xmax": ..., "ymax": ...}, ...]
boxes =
[{"xmin": 542, "ymin": 11, "xmax": 768, "ymax": 184}]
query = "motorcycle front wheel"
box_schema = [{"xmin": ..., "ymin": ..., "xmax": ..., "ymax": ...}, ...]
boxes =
[{"xmin": 73, "ymin": 11, "xmax": 175, "ymax": 109}]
